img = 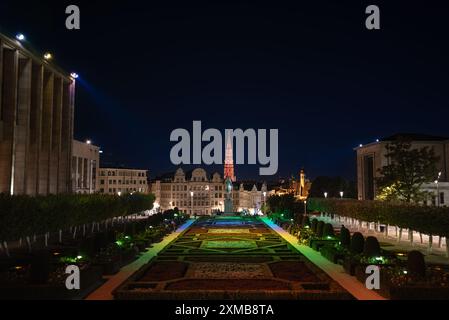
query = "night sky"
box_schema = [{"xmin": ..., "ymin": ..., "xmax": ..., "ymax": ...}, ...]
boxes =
[{"xmin": 1, "ymin": 1, "xmax": 448, "ymax": 181}]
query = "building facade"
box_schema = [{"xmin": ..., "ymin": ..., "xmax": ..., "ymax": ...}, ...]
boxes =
[
  {"xmin": 71, "ymin": 140, "xmax": 99, "ymax": 194},
  {"xmin": 0, "ymin": 32, "xmax": 75, "ymax": 195},
  {"xmin": 97, "ymin": 168, "xmax": 149, "ymax": 195},
  {"xmin": 355, "ymin": 133, "xmax": 449, "ymax": 205},
  {"xmin": 151, "ymin": 167, "xmax": 271, "ymax": 215}
]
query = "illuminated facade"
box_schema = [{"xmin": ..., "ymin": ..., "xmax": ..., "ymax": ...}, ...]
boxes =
[
  {"xmin": 0, "ymin": 32, "xmax": 75, "ymax": 195},
  {"xmin": 151, "ymin": 167, "xmax": 272, "ymax": 215},
  {"xmin": 71, "ymin": 140, "xmax": 100, "ymax": 194},
  {"xmin": 97, "ymin": 168, "xmax": 149, "ymax": 195}
]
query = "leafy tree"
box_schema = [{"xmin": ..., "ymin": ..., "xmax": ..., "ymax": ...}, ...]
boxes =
[
  {"xmin": 266, "ymin": 193, "xmax": 302, "ymax": 219},
  {"xmin": 376, "ymin": 140, "xmax": 440, "ymax": 202}
]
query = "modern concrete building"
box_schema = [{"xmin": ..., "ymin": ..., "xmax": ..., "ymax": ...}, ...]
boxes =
[
  {"xmin": 97, "ymin": 167, "xmax": 149, "ymax": 195},
  {"xmin": 0, "ymin": 32, "xmax": 75, "ymax": 195},
  {"xmin": 355, "ymin": 133, "xmax": 449, "ymax": 205},
  {"xmin": 151, "ymin": 167, "xmax": 272, "ymax": 215},
  {"xmin": 71, "ymin": 140, "xmax": 100, "ymax": 194}
]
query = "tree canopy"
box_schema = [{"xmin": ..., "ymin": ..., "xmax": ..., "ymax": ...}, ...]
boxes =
[{"xmin": 376, "ymin": 140, "xmax": 440, "ymax": 202}]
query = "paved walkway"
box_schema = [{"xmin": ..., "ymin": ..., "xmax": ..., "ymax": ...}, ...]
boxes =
[
  {"xmin": 86, "ymin": 219, "xmax": 195, "ymax": 300},
  {"xmin": 261, "ymin": 217, "xmax": 386, "ymax": 300}
]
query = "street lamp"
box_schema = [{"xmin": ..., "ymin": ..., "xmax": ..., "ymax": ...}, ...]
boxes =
[
  {"xmin": 435, "ymin": 171, "xmax": 442, "ymax": 207},
  {"xmin": 324, "ymin": 192, "xmax": 328, "ymax": 198},
  {"xmin": 263, "ymin": 191, "xmax": 267, "ymax": 214},
  {"xmin": 304, "ymin": 200, "xmax": 307, "ymax": 215},
  {"xmin": 190, "ymin": 191, "xmax": 194, "ymax": 216},
  {"xmin": 340, "ymin": 191, "xmax": 344, "ymax": 199}
]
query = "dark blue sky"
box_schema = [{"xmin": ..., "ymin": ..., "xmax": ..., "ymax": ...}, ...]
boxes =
[{"xmin": 1, "ymin": 0, "xmax": 448, "ymax": 181}]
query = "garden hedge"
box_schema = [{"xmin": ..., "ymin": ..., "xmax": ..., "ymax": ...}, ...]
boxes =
[
  {"xmin": 307, "ymin": 198, "xmax": 449, "ymax": 237},
  {"xmin": 0, "ymin": 193, "xmax": 155, "ymax": 241}
]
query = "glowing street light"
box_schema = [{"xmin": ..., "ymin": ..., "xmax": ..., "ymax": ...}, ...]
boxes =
[
  {"xmin": 70, "ymin": 72, "xmax": 79, "ymax": 79},
  {"xmin": 16, "ymin": 33, "xmax": 25, "ymax": 41},
  {"xmin": 324, "ymin": 192, "xmax": 328, "ymax": 198},
  {"xmin": 190, "ymin": 191, "xmax": 194, "ymax": 216},
  {"xmin": 304, "ymin": 200, "xmax": 307, "ymax": 215},
  {"xmin": 86, "ymin": 140, "xmax": 91, "ymax": 144},
  {"xmin": 340, "ymin": 191, "xmax": 344, "ymax": 199},
  {"xmin": 117, "ymin": 191, "xmax": 122, "ymax": 196},
  {"xmin": 435, "ymin": 171, "xmax": 442, "ymax": 207},
  {"xmin": 43, "ymin": 52, "xmax": 53, "ymax": 60}
]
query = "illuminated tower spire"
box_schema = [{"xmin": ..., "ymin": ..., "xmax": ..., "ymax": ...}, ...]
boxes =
[{"xmin": 224, "ymin": 132, "xmax": 236, "ymax": 182}]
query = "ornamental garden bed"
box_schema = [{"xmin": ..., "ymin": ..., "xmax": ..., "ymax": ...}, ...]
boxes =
[
  {"xmin": 269, "ymin": 261, "xmax": 321, "ymax": 282},
  {"xmin": 138, "ymin": 262, "xmax": 188, "ymax": 281}
]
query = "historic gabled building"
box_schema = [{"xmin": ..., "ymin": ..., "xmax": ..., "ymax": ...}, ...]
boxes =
[{"xmin": 150, "ymin": 168, "xmax": 272, "ymax": 215}]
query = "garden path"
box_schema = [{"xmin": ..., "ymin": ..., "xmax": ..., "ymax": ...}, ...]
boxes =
[{"xmin": 261, "ymin": 217, "xmax": 386, "ymax": 300}]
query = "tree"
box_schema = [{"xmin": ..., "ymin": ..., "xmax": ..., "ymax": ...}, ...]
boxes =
[
  {"xmin": 376, "ymin": 140, "xmax": 440, "ymax": 202},
  {"xmin": 266, "ymin": 193, "xmax": 302, "ymax": 219},
  {"xmin": 309, "ymin": 176, "xmax": 356, "ymax": 198}
]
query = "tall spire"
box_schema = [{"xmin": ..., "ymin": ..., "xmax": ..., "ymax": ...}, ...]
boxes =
[{"xmin": 224, "ymin": 132, "xmax": 236, "ymax": 181}]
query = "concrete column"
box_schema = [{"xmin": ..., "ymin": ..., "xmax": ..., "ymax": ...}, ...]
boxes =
[
  {"xmin": 0, "ymin": 48, "xmax": 18, "ymax": 194},
  {"xmin": 38, "ymin": 71, "xmax": 54, "ymax": 195},
  {"xmin": 25, "ymin": 63, "xmax": 43, "ymax": 195},
  {"xmin": 58, "ymin": 81, "xmax": 71, "ymax": 193},
  {"xmin": 13, "ymin": 57, "xmax": 32, "ymax": 195},
  {"xmin": 49, "ymin": 76, "xmax": 62, "ymax": 194}
]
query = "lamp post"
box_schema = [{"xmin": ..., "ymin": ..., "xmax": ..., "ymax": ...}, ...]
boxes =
[
  {"xmin": 435, "ymin": 171, "xmax": 442, "ymax": 207},
  {"xmin": 304, "ymin": 200, "xmax": 307, "ymax": 215},
  {"xmin": 190, "ymin": 191, "xmax": 194, "ymax": 216},
  {"xmin": 263, "ymin": 191, "xmax": 266, "ymax": 214},
  {"xmin": 340, "ymin": 191, "xmax": 344, "ymax": 199},
  {"xmin": 324, "ymin": 192, "xmax": 328, "ymax": 198}
]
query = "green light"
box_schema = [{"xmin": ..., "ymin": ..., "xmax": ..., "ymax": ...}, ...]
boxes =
[
  {"xmin": 125, "ymin": 236, "xmax": 130, "ymax": 239},
  {"xmin": 76, "ymin": 255, "xmax": 83, "ymax": 260},
  {"xmin": 115, "ymin": 240, "xmax": 123, "ymax": 247}
]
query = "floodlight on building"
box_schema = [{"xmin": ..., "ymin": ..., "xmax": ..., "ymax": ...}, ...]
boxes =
[
  {"xmin": 16, "ymin": 33, "xmax": 25, "ymax": 41},
  {"xmin": 43, "ymin": 52, "xmax": 53, "ymax": 60},
  {"xmin": 70, "ymin": 72, "xmax": 79, "ymax": 79}
]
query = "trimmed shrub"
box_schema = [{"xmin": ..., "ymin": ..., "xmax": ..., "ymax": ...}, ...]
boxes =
[
  {"xmin": 350, "ymin": 232, "xmax": 365, "ymax": 254},
  {"xmin": 323, "ymin": 223, "xmax": 335, "ymax": 238},
  {"xmin": 407, "ymin": 250, "xmax": 426, "ymax": 278},
  {"xmin": 363, "ymin": 236, "xmax": 381, "ymax": 257},
  {"xmin": 316, "ymin": 221, "xmax": 325, "ymax": 238},
  {"xmin": 307, "ymin": 198, "xmax": 449, "ymax": 238},
  {"xmin": 340, "ymin": 226, "xmax": 351, "ymax": 248},
  {"xmin": 311, "ymin": 219, "xmax": 318, "ymax": 233}
]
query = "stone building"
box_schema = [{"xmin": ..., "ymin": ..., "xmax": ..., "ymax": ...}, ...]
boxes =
[
  {"xmin": 97, "ymin": 167, "xmax": 149, "ymax": 195},
  {"xmin": 151, "ymin": 167, "xmax": 272, "ymax": 215},
  {"xmin": 71, "ymin": 140, "xmax": 100, "ymax": 194},
  {"xmin": 355, "ymin": 133, "xmax": 449, "ymax": 205},
  {"xmin": 0, "ymin": 32, "xmax": 75, "ymax": 195}
]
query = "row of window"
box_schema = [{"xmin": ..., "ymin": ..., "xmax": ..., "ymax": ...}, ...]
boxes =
[
  {"xmin": 99, "ymin": 187, "xmax": 143, "ymax": 193},
  {"xmin": 100, "ymin": 179, "xmax": 147, "ymax": 185},
  {"xmin": 99, "ymin": 171, "xmax": 146, "ymax": 177}
]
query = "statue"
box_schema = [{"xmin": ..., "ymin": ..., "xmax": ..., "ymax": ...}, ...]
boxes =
[{"xmin": 223, "ymin": 177, "xmax": 234, "ymax": 214}]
